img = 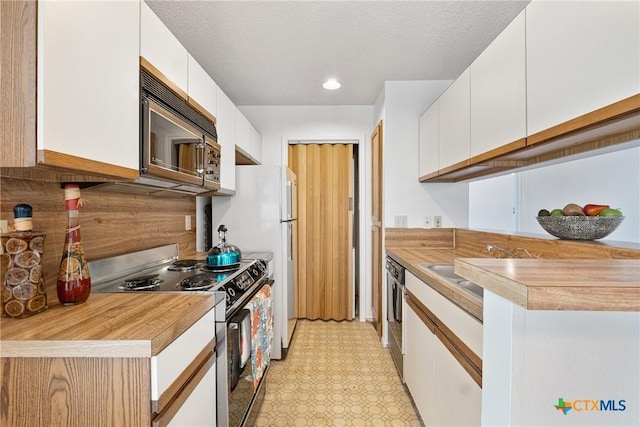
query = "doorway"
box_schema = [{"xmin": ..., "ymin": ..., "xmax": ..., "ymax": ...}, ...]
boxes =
[{"xmin": 288, "ymin": 142, "xmax": 356, "ymax": 321}]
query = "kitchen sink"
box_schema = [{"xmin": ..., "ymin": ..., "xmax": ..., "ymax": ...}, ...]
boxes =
[
  {"xmin": 420, "ymin": 263, "xmax": 463, "ymax": 280},
  {"xmin": 419, "ymin": 263, "xmax": 483, "ymax": 300},
  {"xmin": 456, "ymin": 280, "xmax": 484, "ymax": 299}
]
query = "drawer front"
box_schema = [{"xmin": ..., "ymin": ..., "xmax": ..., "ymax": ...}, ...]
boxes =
[
  {"xmin": 406, "ymin": 271, "xmax": 483, "ymax": 357},
  {"xmin": 151, "ymin": 309, "xmax": 215, "ymax": 403}
]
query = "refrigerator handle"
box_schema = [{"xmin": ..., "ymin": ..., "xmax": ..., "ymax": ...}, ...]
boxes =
[{"xmin": 287, "ymin": 222, "xmax": 293, "ymax": 260}]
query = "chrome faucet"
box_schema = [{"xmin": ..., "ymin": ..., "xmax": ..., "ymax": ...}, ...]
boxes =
[
  {"xmin": 514, "ymin": 247, "xmax": 534, "ymax": 259},
  {"xmin": 486, "ymin": 244, "xmax": 523, "ymax": 259}
]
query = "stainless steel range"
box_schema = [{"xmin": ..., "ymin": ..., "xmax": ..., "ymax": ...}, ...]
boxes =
[{"xmin": 90, "ymin": 244, "xmax": 273, "ymax": 427}]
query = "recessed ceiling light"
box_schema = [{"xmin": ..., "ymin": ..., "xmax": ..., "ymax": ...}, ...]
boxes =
[{"xmin": 322, "ymin": 79, "xmax": 341, "ymax": 90}]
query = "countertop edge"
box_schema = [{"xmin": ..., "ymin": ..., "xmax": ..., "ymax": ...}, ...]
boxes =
[
  {"xmin": 0, "ymin": 340, "xmax": 152, "ymax": 358},
  {"xmin": 386, "ymin": 248, "xmax": 484, "ymax": 321},
  {"xmin": 455, "ymin": 258, "xmax": 640, "ymax": 312}
]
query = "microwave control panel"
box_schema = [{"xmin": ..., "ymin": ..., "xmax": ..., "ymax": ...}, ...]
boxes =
[{"xmin": 204, "ymin": 139, "xmax": 221, "ymax": 187}]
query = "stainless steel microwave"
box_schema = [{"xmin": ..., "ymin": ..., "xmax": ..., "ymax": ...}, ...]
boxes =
[{"xmin": 140, "ymin": 67, "xmax": 220, "ymax": 192}]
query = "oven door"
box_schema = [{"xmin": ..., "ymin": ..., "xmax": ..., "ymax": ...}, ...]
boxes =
[
  {"xmin": 228, "ymin": 308, "xmax": 251, "ymax": 392},
  {"xmin": 386, "ymin": 271, "xmax": 404, "ymax": 381},
  {"xmin": 141, "ymin": 97, "xmax": 205, "ymax": 186}
]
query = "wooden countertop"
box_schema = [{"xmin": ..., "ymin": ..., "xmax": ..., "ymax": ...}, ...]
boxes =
[
  {"xmin": 455, "ymin": 258, "xmax": 640, "ymax": 311},
  {"xmin": 387, "ymin": 247, "xmax": 640, "ymax": 315},
  {"xmin": 0, "ymin": 293, "xmax": 220, "ymax": 358},
  {"xmin": 386, "ymin": 248, "xmax": 485, "ymax": 321}
]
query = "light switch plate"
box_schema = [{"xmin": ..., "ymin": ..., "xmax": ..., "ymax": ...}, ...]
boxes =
[
  {"xmin": 434, "ymin": 216, "xmax": 442, "ymax": 228},
  {"xmin": 185, "ymin": 215, "xmax": 192, "ymax": 231},
  {"xmin": 424, "ymin": 216, "xmax": 433, "ymax": 228}
]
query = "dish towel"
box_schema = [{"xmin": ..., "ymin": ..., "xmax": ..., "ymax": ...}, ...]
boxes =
[{"xmin": 247, "ymin": 284, "xmax": 273, "ymax": 392}]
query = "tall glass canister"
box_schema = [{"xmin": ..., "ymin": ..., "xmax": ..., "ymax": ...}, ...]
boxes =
[
  {"xmin": 57, "ymin": 184, "xmax": 91, "ymax": 305},
  {"xmin": 1, "ymin": 204, "xmax": 48, "ymax": 318}
]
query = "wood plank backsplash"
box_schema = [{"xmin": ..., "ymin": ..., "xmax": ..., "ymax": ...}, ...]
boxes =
[{"xmin": 1, "ymin": 178, "xmax": 197, "ymax": 297}]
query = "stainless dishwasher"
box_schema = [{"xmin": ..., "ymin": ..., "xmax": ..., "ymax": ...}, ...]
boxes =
[{"xmin": 386, "ymin": 256, "xmax": 405, "ymax": 382}]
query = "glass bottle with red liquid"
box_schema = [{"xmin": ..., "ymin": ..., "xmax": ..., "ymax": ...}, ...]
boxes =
[{"xmin": 57, "ymin": 184, "xmax": 91, "ymax": 305}]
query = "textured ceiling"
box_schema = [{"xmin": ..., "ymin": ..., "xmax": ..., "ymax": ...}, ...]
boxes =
[{"xmin": 146, "ymin": 0, "xmax": 529, "ymax": 106}]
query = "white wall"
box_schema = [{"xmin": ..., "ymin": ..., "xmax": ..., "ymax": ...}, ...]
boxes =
[
  {"xmin": 470, "ymin": 146, "xmax": 640, "ymax": 243},
  {"xmin": 239, "ymin": 106, "xmax": 373, "ymax": 166},
  {"xmin": 520, "ymin": 147, "xmax": 640, "ymax": 243},
  {"xmin": 382, "ymin": 81, "xmax": 468, "ymax": 229}
]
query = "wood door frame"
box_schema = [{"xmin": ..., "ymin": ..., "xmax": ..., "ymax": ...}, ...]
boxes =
[{"xmin": 282, "ymin": 136, "xmax": 366, "ymax": 321}]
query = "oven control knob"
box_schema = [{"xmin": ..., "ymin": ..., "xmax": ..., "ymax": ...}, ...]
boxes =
[{"xmin": 253, "ymin": 268, "xmax": 258, "ymax": 275}]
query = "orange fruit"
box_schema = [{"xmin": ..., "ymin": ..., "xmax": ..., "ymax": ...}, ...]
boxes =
[
  {"xmin": 28, "ymin": 236, "xmax": 45, "ymax": 253},
  {"xmin": 37, "ymin": 278, "xmax": 47, "ymax": 295},
  {"xmin": 60, "ymin": 257, "xmax": 80, "ymax": 273},
  {"xmin": 29, "ymin": 265, "xmax": 42, "ymax": 283},
  {"xmin": 27, "ymin": 295, "xmax": 47, "ymax": 312},
  {"xmin": 1, "ymin": 285, "xmax": 12, "ymax": 302},
  {"xmin": 4, "ymin": 300, "xmax": 24, "ymax": 317},
  {"xmin": 5, "ymin": 267, "xmax": 29, "ymax": 286},
  {"xmin": 5, "ymin": 238, "xmax": 28, "ymax": 254},
  {"xmin": 14, "ymin": 250, "xmax": 40, "ymax": 268},
  {"xmin": 12, "ymin": 283, "xmax": 37, "ymax": 301}
]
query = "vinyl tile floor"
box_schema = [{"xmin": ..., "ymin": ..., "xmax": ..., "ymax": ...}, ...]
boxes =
[{"xmin": 255, "ymin": 319, "xmax": 423, "ymax": 427}]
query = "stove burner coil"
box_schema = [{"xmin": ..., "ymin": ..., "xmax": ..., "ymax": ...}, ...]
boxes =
[
  {"xmin": 200, "ymin": 263, "xmax": 240, "ymax": 273},
  {"xmin": 179, "ymin": 273, "xmax": 218, "ymax": 291},
  {"xmin": 120, "ymin": 275, "xmax": 164, "ymax": 291},
  {"xmin": 168, "ymin": 260, "xmax": 200, "ymax": 271}
]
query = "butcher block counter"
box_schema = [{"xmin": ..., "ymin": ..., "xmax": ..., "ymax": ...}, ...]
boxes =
[
  {"xmin": 456, "ymin": 258, "xmax": 640, "ymax": 312},
  {"xmin": 0, "ymin": 293, "xmax": 223, "ymax": 427},
  {"xmin": 0, "ymin": 293, "xmax": 219, "ymax": 356},
  {"xmin": 388, "ymin": 247, "xmax": 640, "ymax": 314}
]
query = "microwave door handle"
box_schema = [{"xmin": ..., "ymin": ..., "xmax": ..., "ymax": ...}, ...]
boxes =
[
  {"xmin": 140, "ymin": 98, "xmax": 150, "ymax": 173},
  {"xmin": 195, "ymin": 140, "xmax": 205, "ymax": 176}
]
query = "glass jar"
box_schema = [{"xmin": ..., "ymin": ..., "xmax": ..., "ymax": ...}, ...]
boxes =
[{"xmin": 1, "ymin": 204, "xmax": 48, "ymax": 318}]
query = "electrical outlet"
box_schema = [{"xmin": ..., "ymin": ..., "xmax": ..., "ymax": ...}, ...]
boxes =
[
  {"xmin": 185, "ymin": 215, "xmax": 192, "ymax": 231},
  {"xmin": 0, "ymin": 220, "xmax": 8, "ymax": 234},
  {"xmin": 394, "ymin": 215, "xmax": 408, "ymax": 228},
  {"xmin": 424, "ymin": 216, "xmax": 433, "ymax": 229},
  {"xmin": 434, "ymin": 216, "xmax": 442, "ymax": 228}
]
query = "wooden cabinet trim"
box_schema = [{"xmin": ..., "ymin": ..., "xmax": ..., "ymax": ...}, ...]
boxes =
[
  {"xmin": 141, "ymin": 57, "xmax": 217, "ymax": 126},
  {"xmin": 406, "ymin": 290, "xmax": 482, "ymax": 388},
  {"xmin": 420, "ymin": 94, "xmax": 640, "ymax": 183},
  {"xmin": 37, "ymin": 149, "xmax": 140, "ymax": 180},
  {"xmin": 187, "ymin": 96, "xmax": 217, "ymax": 125},
  {"xmin": 141, "ymin": 56, "xmax": 189, "ymax": 102},
  {"xmin": 527, "ymin": 94, "xmax": 640, "ymax": 146},
  {"xmin": 153, "ymin": 338, "xmax": 215, "ymax": 416}
]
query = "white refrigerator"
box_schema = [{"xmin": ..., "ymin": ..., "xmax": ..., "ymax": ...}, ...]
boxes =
[{"xmin": 212, "ymin": 165, "xmax": 297, "ymax": 359}]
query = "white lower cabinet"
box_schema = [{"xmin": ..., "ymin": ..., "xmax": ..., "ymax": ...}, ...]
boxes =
[
  {"xmin": 166, "ymin": 359, "xmax": 217, "ymax": 427},
  {"xmin": 405, "ymin": 304, "xmax": 437, "ymax": 424},
  {"xmin": 152, "ymin": 309, "xmax": 217, "ymax": 426},
  {"xmin": 431, "ymin": 339, "xmax": 482, "ymax": 426},
  {"xmin": 404, "ymin": 271, "xmax": 482, "ymax": 426}
]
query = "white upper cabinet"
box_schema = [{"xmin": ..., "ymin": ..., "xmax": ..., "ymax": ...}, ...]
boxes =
[
  {"xmin": 235, "ymin": 110, "xmax": 251, "ymax": 156},
  {"xmin": 418, "ymin": 100, "xmax": 440, "ymax": 177},
  {"xmin": 470, "ymin": 9, "xmax": 526, "ymax": 156},
  {"xmin": 438, "ymin": 68, "xmax": 471, "ymax": 169},
  {"xmin": 526, "ymin": 0, "xmax": 640, "ymax": 135},
  {"xmin": 250, "ymin": 125, "xmax": 262, "ymax": 164},
  {"xmin": 187, "ymin": 55, "xmax": 218, "ymax": 120},
  {"xmin": 216, "ymin": 88, "xmax": 236, "ymax": 192},
  {"xmin": 37, "ymin": 0, "xmax": 139, "ymax": 172},
  {"xmin": 141, "ymin": 1, "xmax": 188, "ymax": 95}
]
